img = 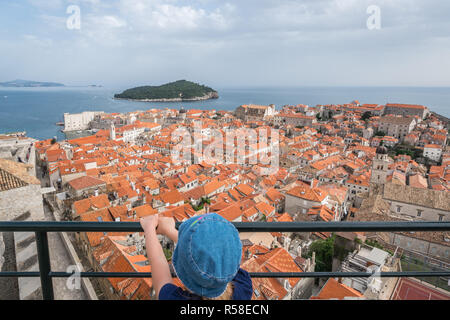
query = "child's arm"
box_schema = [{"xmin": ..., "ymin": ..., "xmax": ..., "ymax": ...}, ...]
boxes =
[
  {"xmin": 156, "ymin": 216, "xmax": 178, "ymax": 243},
  {"xmin": 140, "ymin": 214, "xmax": 173, "ymax": 299}
]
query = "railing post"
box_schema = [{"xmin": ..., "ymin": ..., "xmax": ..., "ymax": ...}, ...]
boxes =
[{"xmin": 35, "ymin": 231, "xmax": 54, "ymax": 300}]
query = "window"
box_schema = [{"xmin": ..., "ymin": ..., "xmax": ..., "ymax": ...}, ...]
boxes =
[
  {"xmin": 438, "ymin": 215, "xmax": 444, "ymax": 222},
  {"xmin": 396, "ymin": 206, "xmax": 402, "ymax": 213},
  {"xmin": 417, "ymin": 210, "xmax": 423, "ymax": 217}
]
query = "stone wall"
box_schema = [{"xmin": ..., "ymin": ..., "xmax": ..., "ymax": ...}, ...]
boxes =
[
  {"xmin": 0, "ymin": 184, "xmax": 45, "ymax": 221},
  {"xmin": 285, "ymin": 193, "xmax": 321, "ymax": 217},
  {"xmin": 0, "ymin": 232, "xmax": 4, "ymax": 270},
  {"xmin": 390, "ymin": 233, "xmax": 450, "ymax": 261},
  {"xmin": 388, "ymin": 200, "xmax": 449, "ymax": 222}
]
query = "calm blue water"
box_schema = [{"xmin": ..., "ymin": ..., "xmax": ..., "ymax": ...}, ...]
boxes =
[{"xmin": 0, "ymin": 86, "xmax": 449, "ymax": 141}]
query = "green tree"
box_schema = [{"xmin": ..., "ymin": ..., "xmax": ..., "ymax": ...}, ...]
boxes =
[
  {"xmin": 361, "ymin": 111, "xmax": 373, "ymax": 121},
  {"xmin": 307, "ymin": 235, "xmax": 335, "ymax": 272}
]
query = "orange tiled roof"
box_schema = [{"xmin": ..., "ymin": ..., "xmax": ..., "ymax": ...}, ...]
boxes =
[
  {"xmin": 310, "ymin": 278, "xmax": 363, "ymax": 300},
  {"xmin": 68, "ymin": 175, "xmax": 106, "ymax": 191},
  {"xmin": 286, "ymin": 184, "xmax": 328, "ymax": 202}
]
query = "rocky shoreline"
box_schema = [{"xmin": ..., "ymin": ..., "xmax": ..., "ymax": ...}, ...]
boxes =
[{"xmin": 114, "ymin": 91, "xmax": 219, "ymax": 102}]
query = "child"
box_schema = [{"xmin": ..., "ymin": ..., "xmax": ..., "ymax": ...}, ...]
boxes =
[{"xmin": 140, "ymin": 212, "xmax": 253, "ymax": 300}]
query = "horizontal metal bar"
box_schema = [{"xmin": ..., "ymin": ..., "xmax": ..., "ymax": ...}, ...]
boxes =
[
  {"xmin": 1, "ymin": 271, "xmax": 449, "ymax": 279},
  {"xmin": 49, "ymin": 271, "xmax": 450, "ymax": 279},
  {"xmin": 0, "ymin": 221, "xmax": 449, "ymax": 232},
  {"xmin": 0, "ymin": 271, "xmax": 40, "ymax": 278}
]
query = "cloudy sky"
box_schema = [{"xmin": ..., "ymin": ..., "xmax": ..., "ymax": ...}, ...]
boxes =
[{"xmin": 1, "ymin": 0, "xmax": 449, "ymax": 88}]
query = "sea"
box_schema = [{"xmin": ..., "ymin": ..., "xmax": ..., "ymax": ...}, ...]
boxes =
[{"xmin": 0, "ymin": 86, "xmax": 449, "ymax": 141}]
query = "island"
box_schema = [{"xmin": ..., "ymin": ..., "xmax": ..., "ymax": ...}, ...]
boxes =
[
  {"xmin": 114, "ymin": 80, "xmax": 219, "ymax": 102},
  {"xmin": 0, "ymin": 79, "xmax": 65, "ymax": 87}
]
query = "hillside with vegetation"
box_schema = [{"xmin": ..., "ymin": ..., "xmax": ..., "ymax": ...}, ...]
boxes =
[{"xmin": 114, "ymin": 80, "xmax": 219, "ymax": 101}]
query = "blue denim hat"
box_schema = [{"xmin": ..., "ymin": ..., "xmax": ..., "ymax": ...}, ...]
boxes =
[{"xmin": 172, "ymin": 213, "xmax": 242, "ymax": 298}]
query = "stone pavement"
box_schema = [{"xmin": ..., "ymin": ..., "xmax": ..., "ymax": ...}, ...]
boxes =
[
  {"xmin": 14, "ymin": 230, "xmax": 41, "ymax": 299},
  {"xmin": 42, "ymin": 203, "xmax": 88, "ymax": 300},
  {"xmin": 12, "ymin": 203, "xmax": 88, "ymax": 300},
  {"xmin": 0, "ymin": 232, "xmax": 20, "ymax": 300}
]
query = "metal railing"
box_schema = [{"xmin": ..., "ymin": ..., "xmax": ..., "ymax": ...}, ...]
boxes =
[{"xmin": 1, "ymin": 220, "xmax": 449, "ymax": 300}]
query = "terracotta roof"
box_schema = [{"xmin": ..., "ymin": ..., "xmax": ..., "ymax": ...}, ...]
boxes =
[
  {"xmin": 311, "ymin": 278, "xmax": 363, "ymax": 300},
  {"xmin": 0, "ymin": 167, "xmax": 28, "ymax": 191},
  {"xmin": 286, "ymin": 184, "xmax": 328, "ymax": 202},
  {"xmin": 235, "ymin": 183, "xmax": 255, "ymax": 196},
  {"xmin": 217, "ymin": 202, "xmax": 244, "ymax": 221},
  {"xmin": 242, "ymin": 246, "xmax": 303, "ymax": 299},
  {"xmin": 385, "ymin": 103, "xmax": 426, "ymax": 110},
  {"xmin": 0, "ymin": 159, "xmax": 40, "ymax": 191},
  {"xmin": 92, "ymin": 236, "xmax": 152, "ymax": 299},
  {"xmin": 131, "ymin": 204, "xmax": 158, "ymax": 219},
  {"xmin": 159, "ymin": 188, "xmax": 184, "ymax": 205},
  {"xmin": 68, "ymin": 175, "xmax": 106, "ymax": 191},
  {"xmin": 383, "ymin": 183, "xmax": 450, "ymax": 211},
  {"xmin": 73, "ymin": 194, "xmax": 111, "ymax": 215}
]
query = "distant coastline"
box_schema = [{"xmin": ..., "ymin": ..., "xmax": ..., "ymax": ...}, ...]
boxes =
[
  {"xmin": 1, "ymin": 86, "xmax": 450, "ymax": 141},
  {"xmin": 0, "ymin": 79, "xmax": 65, "ymax": 88}
]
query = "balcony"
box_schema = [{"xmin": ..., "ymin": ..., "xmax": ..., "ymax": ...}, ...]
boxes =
[{"xmin": 1, "ymin": 220, "xmax": 449, "ymax": 300}]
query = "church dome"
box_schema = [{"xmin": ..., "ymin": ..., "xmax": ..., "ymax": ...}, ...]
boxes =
[
  {"xmin": 179, "ymin": 107, "xmax": 187, "ymax": 114},
  {"xmin": 376, "ymin": 145, "xmax": 388, "ymax": 154}
]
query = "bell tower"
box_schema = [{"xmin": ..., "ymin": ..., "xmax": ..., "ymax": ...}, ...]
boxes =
[
  {"xmin": 110, "ymin": 122, "xmax": 116, "ymax": 140},
  {"xmin": 370, "ymin": 144, "xmax": 390, "ymax": 185}
]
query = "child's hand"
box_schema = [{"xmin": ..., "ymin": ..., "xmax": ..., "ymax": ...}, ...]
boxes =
[
  {"xmin": 157, "ymin": 216, "xmax": 176, "ymax": 237},
  {"xmin": 140, "ymin": 214, "xmax": 159, "ymax": 233}
]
